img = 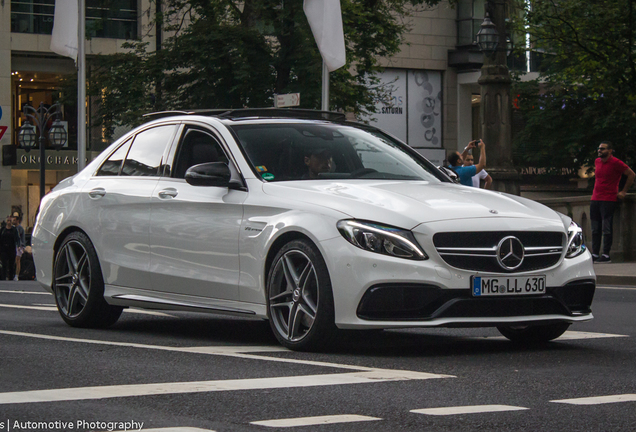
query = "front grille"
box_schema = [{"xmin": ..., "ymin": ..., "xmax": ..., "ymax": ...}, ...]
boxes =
[{"xmin": 433, "ymin": 231, "xmax": 565, "ymax": 273}]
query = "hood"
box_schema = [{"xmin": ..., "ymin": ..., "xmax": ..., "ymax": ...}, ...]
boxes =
[{"xmin": 263, "ymin": 180, "xmax": 562, "ymax": 229}]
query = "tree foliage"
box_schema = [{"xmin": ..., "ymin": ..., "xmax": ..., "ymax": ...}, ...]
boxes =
[
  {"xmin": 86, "ymin": 0, "xmax": 445, "ymax": 138},
  {"xmin": 510, "ymin": 0, "xmax": 636, "ymax": 172}
]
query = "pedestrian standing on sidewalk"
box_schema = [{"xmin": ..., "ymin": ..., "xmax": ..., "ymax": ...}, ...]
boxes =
[
  {"xmin": 590, "ymin": 142, "xmax": 635, "ymax": 263},
  {"xmin": 13, "ymin": 212, "xmax": 26, "ymax": 281},
  {"xmin": 0, "ymin": 215, "xmax": 20, "ymax": 280}
]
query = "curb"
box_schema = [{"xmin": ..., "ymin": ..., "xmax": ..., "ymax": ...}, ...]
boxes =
[{"xmin": 596, "ymin": 274, "xmax": 636, "ymax": 286}]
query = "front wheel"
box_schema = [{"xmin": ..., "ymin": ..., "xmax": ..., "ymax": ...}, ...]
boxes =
[
  {"xmin": 53, "ymin": 231, "xmax": 123, "ymax": 328},
  {"xmin": 497, "ymin": 322, "xmax": 571, "ymax": 344},
  {"xmin": 266, "ymin": 239, "xmax": 336, "ymax": 351}
]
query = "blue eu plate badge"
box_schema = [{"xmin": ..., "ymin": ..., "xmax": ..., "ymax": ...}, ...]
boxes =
[{"xmin": 473, "ymin": 277, "xmax": 482, "ymax": 296}]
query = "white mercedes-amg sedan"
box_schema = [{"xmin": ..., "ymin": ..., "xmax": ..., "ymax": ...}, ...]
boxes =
[{"xmin": 32, "ymin": 109, "xmax": 595, "ymax": 350}]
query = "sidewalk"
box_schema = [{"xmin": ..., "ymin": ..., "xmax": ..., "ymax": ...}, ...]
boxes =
[{"xmin": 593, "ymin": 262, "xmax": 636, "ymax": 286}]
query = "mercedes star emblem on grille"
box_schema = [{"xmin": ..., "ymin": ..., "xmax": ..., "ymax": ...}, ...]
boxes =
[{"xmin": 496, "ymin": 236, "xmax": 525, "ymax": 270}]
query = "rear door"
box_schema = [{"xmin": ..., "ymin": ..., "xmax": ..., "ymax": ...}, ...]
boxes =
[{"xmin": 80, "ymin": 123, "xmax": 178, "ymax": 290}]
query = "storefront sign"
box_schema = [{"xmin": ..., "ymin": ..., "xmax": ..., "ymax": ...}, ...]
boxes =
[{"xmin": 15, "ymin": 149, "xmax": 88, "ymax": 170}]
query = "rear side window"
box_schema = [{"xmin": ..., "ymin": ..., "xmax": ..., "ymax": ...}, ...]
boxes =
[
  {"xmin": 121, "ymin": 125, "xmax": 178, "ymax": 177},
  {"xmin": 96, "ymin": 138, "xmax": 132, "ymax": 176}
]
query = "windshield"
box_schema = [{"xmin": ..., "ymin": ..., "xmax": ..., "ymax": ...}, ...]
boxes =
[{"xmin": 229, "ymin": 122, "xmax": 443, "ymax": 183}]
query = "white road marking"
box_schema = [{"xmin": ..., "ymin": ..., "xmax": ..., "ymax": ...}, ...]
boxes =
[
  {"xmin": 0, "ymin": 370, "xmax": 448, "ymax": 405},
  {"xmin": 250, "ymin": 414, "xmax": 381, "ymax": 428},
  {"xmin": 120, "ymin": 429, "xmax": 214, "ymax": 432},
  {"xmin": 0, "ymin": 330, "xmax": 453, "ymax": 376},
  {"xmin": 0, "ymin": 304, "xmax": 57, "ymax": 311},
  {"xmin": 0, "ymin": 303, "xmax": 175, "ymax": 317},
  {"xmin": 411, "ymin": 405, "xmax": 528, "ymax": 416},
  {"xmin": 478, "ymin": 330, "xmax": 628, "ymax": 341},
  {"xmin": 554, "ymin": 331, "xmax": 628, "ymax": 340},
  {"xmin": 0, "ymin": 290, "xmax": 51, "ymax": 295},
  {"xmin": 551, "ymin": 394, "xmax": 636, "ymax": 405}
]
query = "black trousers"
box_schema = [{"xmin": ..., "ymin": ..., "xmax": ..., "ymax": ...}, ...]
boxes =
[
  {"xmin": 590, "ymin": 200, "xmax": 617, "ymax": 256},
  {"xmin": 0, "ymin": 253, "xmax": 16, "ymax": 280}
]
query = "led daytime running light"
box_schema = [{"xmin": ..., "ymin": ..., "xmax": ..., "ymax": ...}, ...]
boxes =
[
  {"xmin": 337, "ymin": 220, "xmax": 427, "ymax": 260},
  {"xmin": 565, "ymin": 221, "xmax": 586, "ymax": 258}
]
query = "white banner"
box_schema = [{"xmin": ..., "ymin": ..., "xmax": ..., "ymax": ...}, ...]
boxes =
[
  {"xmin": 50, "ymin": 0, "xmax": 79, "ymax": 62},
  {"xmin": 303, "ymin": 0, "xmax": 346, "ymax": 72}
]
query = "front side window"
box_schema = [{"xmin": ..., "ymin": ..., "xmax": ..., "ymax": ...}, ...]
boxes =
[
  {"xmin": 172, "ymin": 129, "xmax": 228, "ymax": 179},
  {"xmin": 121, "ymin": 125, "xmax": 177, "ymax": 177},
  {"xmin": 230, "ymin": 123, "xmax": 443, "ymax": 183}
]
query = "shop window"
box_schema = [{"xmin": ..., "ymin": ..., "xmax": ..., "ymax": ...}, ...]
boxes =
[
  {"xmin": 11, "ymin": 0, "xmax": 138, "ymax": 39},
  {"xmin": 456, "ymin": 0, "xmax": 486, "ymax": 47}
]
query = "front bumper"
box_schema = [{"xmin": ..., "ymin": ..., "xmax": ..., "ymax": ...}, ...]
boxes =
[
  {"xmin": 320, "ymin": 232, "xmax": 596, "ymax": 330},
  {"xmin": 356, "ymin": 279, "xmax": 595, "ymax": 322}
]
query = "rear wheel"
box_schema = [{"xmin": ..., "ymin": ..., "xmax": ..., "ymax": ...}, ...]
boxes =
[
  {"xmin": 53, "ymin": 231, "xmax": 123, "ymax": 328},
  {"xmin": 266, "ymin": 239, "xmax": 336, "ymax": 351},
  {"xmin": 497, "ymin": 322, "xmax": 570, "ymax": 343}
]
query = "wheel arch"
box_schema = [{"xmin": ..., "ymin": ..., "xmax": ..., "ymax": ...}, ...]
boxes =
[
  {"xmin": 52, "ymin": 227, "xmax": 99, "ymax": 276},
  {"xmin": 264, "ymin": 231, "xmax": 316, "ymax": 286}
]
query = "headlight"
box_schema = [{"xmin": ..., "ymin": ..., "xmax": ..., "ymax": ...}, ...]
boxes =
[
  {"xmin": 337, "ymin": 220, "xmax": 428, "ymax": 260},
  {"xmin": 565, "ymin": 221, "xmax": 586, "ymax": 258}
]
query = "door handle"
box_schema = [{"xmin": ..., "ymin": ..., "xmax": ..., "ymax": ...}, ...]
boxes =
[
  {"xmin": 88, "ymin": 188, "xmax": 106, "ymax": 198},
  {"xmin": 158, "ymin": 188, "xmax": 178, "ymax": 199}
]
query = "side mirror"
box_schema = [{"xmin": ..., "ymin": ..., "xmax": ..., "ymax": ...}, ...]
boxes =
[
  {"xmin": 437, "ymin": 166, "xmax": 460, "ymax": 184},
  {"xmin": 185, "ymin": 162, "xmax": 231, "ymax": 187}
]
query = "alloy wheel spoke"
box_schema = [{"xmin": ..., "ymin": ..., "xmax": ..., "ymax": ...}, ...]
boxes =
[
  {"xmin": 299, "ymin": 294, "xmax": 317, "ymax": 317},
  {"xmin": 55, "ymin": 272, "xmax": 73, "ymax": 284},
  {"xmin": 76, "ymin": 278, "xmax": 89, "ymax": 301},
  {"xmin": 287, "ymin": 302, "xmax": 301, "ymax": 340},
  {"xmin": 270, "ymin": 301, "xmax": 294, "ymax": 311},
  {"xmin": 298, "ymin": 302, "xmax": 316, "ymax": 322},
  {"xmin": 297, "ymin": 261, "xmax": 313, "ymax": 292},
  {"xmin": 67, "ymin": 286, "xmax": 79, "ymax": 316},
  {"xmin": 269, "ymin": 289, "xmax": 294, "ymax": 303},
  {"xmin": 282, "ymin": 255, "xmax": 300, "ymax": 289},
  {"xmin": 76, "ymin": 252, "xmax": 88, "ymax": 278},
  {"xmin": 65, "ymin": 244, "xmax": 79, "ymax": 274}
]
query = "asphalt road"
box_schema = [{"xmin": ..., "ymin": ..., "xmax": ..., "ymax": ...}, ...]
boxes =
[{"xmin": 0, "ymin": 280, "xmax": 634, "ymax": 432}]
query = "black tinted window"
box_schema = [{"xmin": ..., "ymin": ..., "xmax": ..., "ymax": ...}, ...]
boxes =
[
  {"xmin": 172, "ymin": 129, "xmax": 228, "ymax": 179},
  {"xmin": 121, "ymin": 125, "xmax": 177, "ymax": 177},
  {"xmin": 96, "ymin": 138, "xmax": 132, "ymax": 176}
]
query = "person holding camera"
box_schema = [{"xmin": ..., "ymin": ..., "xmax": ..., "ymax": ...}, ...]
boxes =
[{"xmin": 447, "ymin": 139, "xmax": 486, "ymax": 187}]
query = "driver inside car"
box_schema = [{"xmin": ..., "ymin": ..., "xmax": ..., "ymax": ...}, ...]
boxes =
[{"xmin": 303, "ymin": 147, "xmax": 333, "ymax": 179}]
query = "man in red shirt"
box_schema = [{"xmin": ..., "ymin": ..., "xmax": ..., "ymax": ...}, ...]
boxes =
[{"xmin": 590, "ymin": 142, "xmax": 635, "ymax": 262}]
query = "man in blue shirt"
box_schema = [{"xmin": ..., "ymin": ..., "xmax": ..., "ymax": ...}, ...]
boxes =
[{"xmin": 447, "ymin": 139, "xmax": 487, "ymax": 186}]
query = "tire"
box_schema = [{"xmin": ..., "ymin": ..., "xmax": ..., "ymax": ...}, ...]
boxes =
[
  {"xmin": 497, "ymin": 322, "xmax": 571, "ymax": 344},
  {"xmin": 266, "ymin": 239, "xmax": 337, "ymax": 351},
  {"xmin": 53, "ymin": 231, "xmax": 123, "ymax": 328}
]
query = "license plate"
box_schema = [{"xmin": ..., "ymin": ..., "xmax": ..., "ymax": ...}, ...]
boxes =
[{"xmin": 472, "ymin": 275, "xmax": 546, "ymax": 296}]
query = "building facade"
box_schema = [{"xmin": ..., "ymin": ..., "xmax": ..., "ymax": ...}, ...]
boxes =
[{"xmin": 0, "ymin": 0, "xmax": 533, "ymax": 228}]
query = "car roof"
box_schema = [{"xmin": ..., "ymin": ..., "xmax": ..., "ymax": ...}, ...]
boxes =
[{"xmin": 142, "ymin": 108, "xmax": 348, "ymax": 123}]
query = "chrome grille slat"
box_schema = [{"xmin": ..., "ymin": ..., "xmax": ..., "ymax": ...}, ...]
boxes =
[{"xmin": 433, "ymin": 231, "xmax": 564, "ymax": 273}]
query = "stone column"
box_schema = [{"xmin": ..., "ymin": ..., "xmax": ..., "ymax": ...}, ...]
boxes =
[{"xmin": 478, "ymin": 0, "xmax": 520, "ymax": 195}]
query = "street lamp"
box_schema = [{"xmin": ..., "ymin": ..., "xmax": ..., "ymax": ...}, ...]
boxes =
[
  {"xmin": 476, "ymin": 2, "xmax": 520, "ymax": 195},
  {"xmin": 18, "ymin": 102, "xmax": 67, "ymax": 200},
  {"xmin": 476, "ymin": 14, "xmax": 499, "ymax": 56}
]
